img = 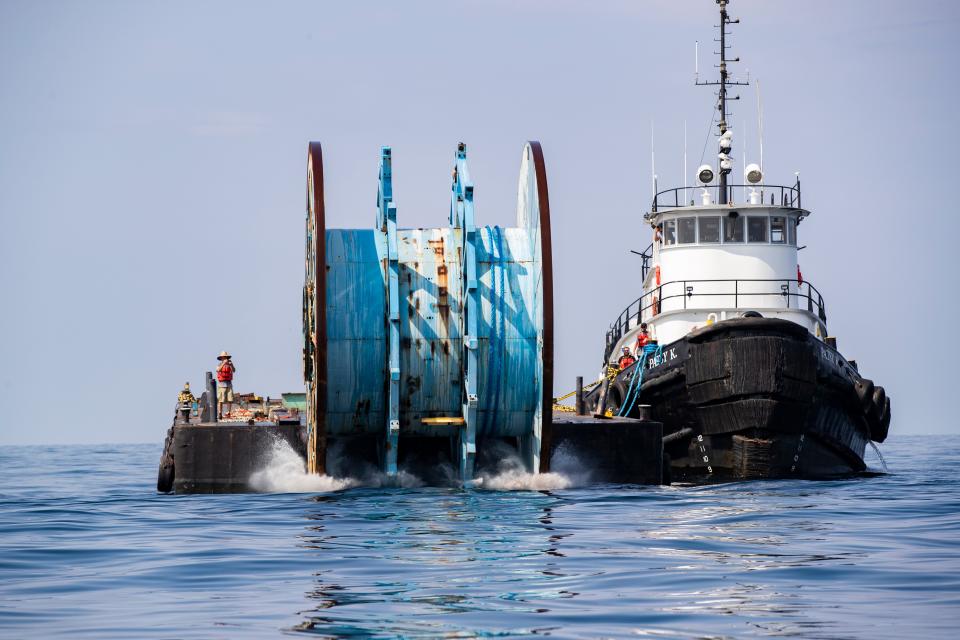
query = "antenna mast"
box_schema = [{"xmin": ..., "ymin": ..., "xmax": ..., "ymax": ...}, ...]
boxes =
[{"xmin": 696, "ymin": 0, "xmax": 748, "ymax": 204}]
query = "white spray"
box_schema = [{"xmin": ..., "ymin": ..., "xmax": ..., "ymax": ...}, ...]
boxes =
[
  {"xmin": 249, "ymin": 436, "xmax": 593, "ymax": 493},
  {"xmin": 248, "ymin": 437, "xmax": 357, "ymax": 493},
  {"xmin": 475, "ymin": 441, "xmax": 590, "ymax": 491}
]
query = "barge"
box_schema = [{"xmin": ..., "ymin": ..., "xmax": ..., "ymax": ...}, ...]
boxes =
[{"xmin": 158, "ymin": 142, "xmax": 664, "ymax": 493}]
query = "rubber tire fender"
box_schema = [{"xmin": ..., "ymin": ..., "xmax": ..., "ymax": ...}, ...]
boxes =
[
  {"xmin": 870, "ymin": 386, "xmax": 887, "ymax": 424},
  {"xmin": 871, "ymin": 395, "xmax": 891, "ymax": 443},
  {"xmin": 878, "ymin": 396, "xmax": 891, "ymax": 441},
  {"xmin": 854, "ymin": 378, "xmax": 874, "ymax": 413},
  {"xmin": 157, "ymin": 456, "xmax": 174, "ymax": 493},
  {"xmin": 606, "ymin": 382, "xmax": 624, "ymax": 417},
  {"xmin": 157, "ymin": 428, "xmax": 175, "ymax": 493}
]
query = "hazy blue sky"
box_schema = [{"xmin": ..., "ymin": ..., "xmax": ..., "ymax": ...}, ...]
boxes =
[{"xmin": 1, "ymin": 0, "xmax": 957, "ymax": 445}]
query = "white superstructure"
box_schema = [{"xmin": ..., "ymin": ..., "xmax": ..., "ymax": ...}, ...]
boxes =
[
  {"xmin": 605, "ymin": 176, "xmax": 829, "ymax": 361},
  {"xmin": 643, "ymin": 191, "xmax": 822, "ymax": 339},
  {"xmin": 605, "ymin": 0, "xmax": 829, "ymax": 362}
]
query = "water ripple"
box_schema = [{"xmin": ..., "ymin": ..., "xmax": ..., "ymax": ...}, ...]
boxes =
[{"xmin": 0, "ymin": 438, "xmax": 958, "ymax": 638}]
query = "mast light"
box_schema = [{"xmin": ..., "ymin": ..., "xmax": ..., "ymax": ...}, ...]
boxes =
[{"xmin": 697, "ymin": 164, "xmax": 715, "ymax": 184}]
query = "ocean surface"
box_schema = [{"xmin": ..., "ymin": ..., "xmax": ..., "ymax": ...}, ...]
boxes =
[{"xmin": 1, "ymin": 436, "xmax": 958, "ymax": 639}]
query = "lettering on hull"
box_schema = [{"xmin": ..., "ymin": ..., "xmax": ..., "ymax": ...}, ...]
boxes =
[{"xmin": 647, "ymin": 343, "xmax": 687, "ymax": 370}]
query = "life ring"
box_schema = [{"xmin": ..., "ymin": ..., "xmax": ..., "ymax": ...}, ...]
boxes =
[
  {"xmin": 655, "ymin": 265, "xmax": 661, "ymax": 286},
  {"xmin": 652, "ymin": 295, "xmax": 660, "ymax": 315}
]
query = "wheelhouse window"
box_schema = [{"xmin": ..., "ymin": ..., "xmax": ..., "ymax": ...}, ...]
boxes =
[
  {"xmin": 723, "ymin": 216, "xmax": 744, "ymax": 243},
  {"xmin": 770, "ymin": 216, "xmax": 786, "ymax": 244},
  {"xmin": 677, "ymin": 217, "xmax": 696, "ymax": 244},
  {"xmin": 788, "ymin": 218, "xmax": 796, "ymax": 245},
  {"xmin": 747, "ymin": 216, "xmax": 769, "ymax": 243},
  {"xmin": 699, "ymin": 217, "xmax": 721, "ymax": 243},
  {"xmin": 663, "ymin": 219, "xmax": 677, "ymax": 246}
]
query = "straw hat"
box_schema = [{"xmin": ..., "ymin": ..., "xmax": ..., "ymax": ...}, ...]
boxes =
[{"xmin": 217, "ymin": 351, "xmax": 231, "ymax": 360}]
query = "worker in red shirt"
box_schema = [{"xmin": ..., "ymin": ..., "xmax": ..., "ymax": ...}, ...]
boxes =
[
  {"xmin": 617, "ymin": 347, "xmax": 636, "ymax": 370},
  {"xmin": 634, "ymin": 323, "xmax": 651, "ymax": 353},
  {"xmin": 216, "ymin": 351, "xmax": 237, "ymax": 420}
]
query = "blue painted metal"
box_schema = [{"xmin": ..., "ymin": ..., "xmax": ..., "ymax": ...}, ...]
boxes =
[
  {"xmin": 396, "ymin": 228, "xmax": 463, "ymax": 431},
  {"xmin": 324, "ymin": 229, "xmax": 386, "ymax": 434},
  {"xmin": 305, "ymin": 141, "xmax": 552, "ymax": 483},
  {"xmin": 378, "ymin": 148, "xmax": 401, "ymax": 475},
  {"xmin": 449, "ymin": 144, "xmax": 479, "ymax": 482}
]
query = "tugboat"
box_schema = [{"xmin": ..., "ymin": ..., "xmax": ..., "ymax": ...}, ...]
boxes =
[{"xmin": 585, "ymin": 0, "xmax": 890, "ymax": 481}]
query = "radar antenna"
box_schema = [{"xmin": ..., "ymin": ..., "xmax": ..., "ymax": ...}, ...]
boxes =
[{"xmin": 696, "ymin": 0, "xmax": 749, "ymax": 204}]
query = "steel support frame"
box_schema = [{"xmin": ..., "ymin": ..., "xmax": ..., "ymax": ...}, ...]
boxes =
[
  {"xmin": 451, "ymin": 143, "xmax": 479, "ymax": 484},
  {"xmin": 378, "ymin": 148, "xmax": 401, "ymax": 476}
]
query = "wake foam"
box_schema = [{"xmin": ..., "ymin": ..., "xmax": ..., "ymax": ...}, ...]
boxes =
[
  {"xmin": 475, "ymin": 441, "xmax": 589, "ymax": 491},
  {"xmin": 249, "ymin": 438, "xmax": 356, "ymax": 493},
  {"xmin": 478, "ymin": 467, "xmax": 572, "ymax": 491},
  {"xmin": 249, "ymin": 436, "xmax": 592, "ymax": 493}
]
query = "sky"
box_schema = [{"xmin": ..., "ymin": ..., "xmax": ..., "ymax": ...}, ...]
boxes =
[{"xmin": 1, "ymin": 0, "xmax": 957, "ymax": 445}]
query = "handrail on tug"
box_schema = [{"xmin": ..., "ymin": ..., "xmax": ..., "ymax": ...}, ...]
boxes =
[
  {"xmin": 636, "ymin": 242, "xmax": 654, "ymax": 281},
  {"xmin": 603, "ymin": 277, "xmax": 828, "ymax": 362},
  {"xmin": 650, "ymin": 178, "xmax": 802, "ymax": 213}
]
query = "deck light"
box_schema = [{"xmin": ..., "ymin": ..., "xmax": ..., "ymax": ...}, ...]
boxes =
[
  {"xmin": 697, "ymin": 164, "xmax": 715, "ymax": 184},
  {"xmin": 745, "ymin": 163, "xmax": 763, "ymax": 184}
]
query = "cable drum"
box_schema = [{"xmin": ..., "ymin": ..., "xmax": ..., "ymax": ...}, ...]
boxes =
[{"xmin": 303, "ymin": 142, "xmax": 554, "ymax": 482}]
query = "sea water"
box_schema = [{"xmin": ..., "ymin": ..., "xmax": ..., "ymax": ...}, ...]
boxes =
[{"xmin": 1, "ymin": 436, "xmax": 958, "ymax": 639}]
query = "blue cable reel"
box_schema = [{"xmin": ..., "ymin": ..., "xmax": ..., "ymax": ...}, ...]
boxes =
[{"xmin": 303, "ymin": 142, "xmax": 555, "ymax": 483}]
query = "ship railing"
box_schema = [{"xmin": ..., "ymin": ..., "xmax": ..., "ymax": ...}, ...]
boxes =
[
  {"xmin": 604, "ymin": 278, "xmax": 827, "ymax": 361},
  {"xmin": 636, "ymin": 242, "xmax": 654, "ymax": 281},
  {"xmin": 651, "ymin": 178, "xmax": 801, "ymax": 213}
]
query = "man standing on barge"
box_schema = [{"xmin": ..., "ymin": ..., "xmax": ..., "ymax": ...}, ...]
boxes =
[{"xmin": 216, "ymin": 351, "xmax": 236, "ymax": 420}]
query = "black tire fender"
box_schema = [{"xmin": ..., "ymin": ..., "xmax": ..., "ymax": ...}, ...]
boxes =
[
  {"xmin": 870, "ymin": 386, "xmax": 887, "ymax": 423},
  {"xmin": 606, "ymin": 383, "xmax": 624, "ymax": 417},
  {"xmin": 881, "ymin": 395, "xmax": 891, "ymax": 426},
  {"xmin": 854, "ymin": 378, "xmax": 874, "ymax": 413},
  {"xmin": 157, "ymin": 456, "xmax": 174, "ymax": 493},
  {"xmin": 157, "ymin": 428, "xmax": 175, "ymax": 493},
  {"xmin": 873, "ymin": 396, "xmax": 892, "ymax": 443}
]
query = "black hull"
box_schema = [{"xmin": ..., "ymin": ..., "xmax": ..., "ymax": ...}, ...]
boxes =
[{"xmin": 592, "ymin": 318, "xmax": 890, "ymax": 481}]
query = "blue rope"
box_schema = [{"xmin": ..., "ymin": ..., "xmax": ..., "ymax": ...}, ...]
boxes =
[{"xmin": 618, "ymin": 344, "xmax": 662, "ymax": 417}]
